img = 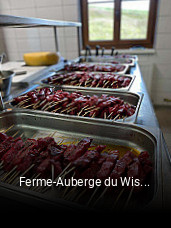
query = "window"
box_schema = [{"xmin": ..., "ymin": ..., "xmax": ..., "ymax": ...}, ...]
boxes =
[{"xmin": 81, "ymin": 0, "xmax": 158, "ymax": 49}]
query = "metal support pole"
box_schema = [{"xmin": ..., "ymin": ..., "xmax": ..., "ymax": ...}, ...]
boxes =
[
  {"xmin": 53, "ymin": 26, "xmax": 59, "ymax": 52},
  {"xmin": 0, "ymin": 91, "xmax": 4, "ymax": 111},
  {"xmin": 77, "ymin": 26, "xmax": 82, "ymax": 57}
]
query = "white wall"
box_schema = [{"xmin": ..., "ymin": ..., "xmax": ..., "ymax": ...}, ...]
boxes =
[
  {"xmin": 149, "ymin": 0, "xmax": 171, "ymax": 105},
  {"xmin": 0, "ymin": 0, "xmax": 80, "ymax": 60},
  {"xmin": 0, "ymin": 0, "xmax": 171, "ymax": 105}
]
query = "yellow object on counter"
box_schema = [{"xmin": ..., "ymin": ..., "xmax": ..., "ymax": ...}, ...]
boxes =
[{"xmin": 23, "ymin": 52, "xmax": 60, "ymax": 66}]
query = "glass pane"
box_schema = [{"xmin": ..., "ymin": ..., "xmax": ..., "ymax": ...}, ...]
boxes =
[
  {"xmin": 120, "ymin": 0, "xmax": 150, "ymax": 40},
  {"xmin": 88, "ymin": 1, "xmax": 114, "ymax": 41}
]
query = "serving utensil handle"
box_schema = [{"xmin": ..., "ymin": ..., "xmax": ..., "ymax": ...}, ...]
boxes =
[{"xmin": 0, "ymin": 91, "xmax": 4, "ymax": 111}]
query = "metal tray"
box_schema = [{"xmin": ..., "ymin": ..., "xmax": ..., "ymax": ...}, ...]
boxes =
[
  {"xmin": 6, "ymin": 87, "xmax": 143, "ymax": 124},
  {"xmin": 64, "ymin": 61, "xmax": 129, "ymax": 75},
  {"xmin": 0, "ymin": 109, "xmax": 161, "ymax": 211},
  {"xmin": 79, "ymin": 54, "xmax": 138, "ymax": 62},
  {"xmin": 77, "ymin": 56, "xmax": 136, "ymax": 67},
  {"xmin": 39, "ymin": 71, "xmax": 136, "ymax": 92}
]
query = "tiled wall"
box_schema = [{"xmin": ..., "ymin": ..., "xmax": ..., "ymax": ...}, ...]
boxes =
[
  {"xmin": 0, "ymin": 0, "xmax": 80, "ymax": 60},
  {"xmin": 0, "ymin": 0, "xmax": 171, "ymax": 105},
  {"xmin": 150, "ymin": 0, "xmax": 171, "ymax": 105}
]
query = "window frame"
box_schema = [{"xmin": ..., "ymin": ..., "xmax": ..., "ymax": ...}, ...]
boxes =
[{"xmin": 80, "ymin": 0, "xmax": 158, "ymax": 49}]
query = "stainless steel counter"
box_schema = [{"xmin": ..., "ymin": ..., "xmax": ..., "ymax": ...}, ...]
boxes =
[
  {"xmin": 9, "ymin": 62, "xmax": 160, "ymax": 127},
  {"xmin": 2, "ymin": 61, "xmax": 171, "ymax": 212},
  {"xmin": 129, "ymin": 64, "xmax": 159, "ymax": 127}
]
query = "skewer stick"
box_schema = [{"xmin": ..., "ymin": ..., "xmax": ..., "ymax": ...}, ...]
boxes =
[
  {"xmin": 102, "ymin": 80, "xmax": 107, "ymax": 86},
  {"xmin": 74, "ymin": 188, "xmax": 87, "ymax": 202},
  {"xmin": 62, "ymin": 178, "xmax": 73, "ymax": 198},
  {"xmin": 44, "ymin": 102, "xmax": 57, "ymax": 111},
  {"xmin": 35, "ymin": 99, "xmax": 47, "ymax": 109},
  {"xmin": 50, "ymin": 82, "xmax": 60, "ymax": 86},
  {"xmin": 107, "ymin": 112, "xmax": 113, "ymax": 119},
  {"xmin": 0, "ymin": 162, "xmax": 4, "ymax": 171},
  {"xmin": 113, "ymin": 188, "xmax": 125, "ymax": 208},
  {"xmin": 27, "ymin": 173, "xmax": 41, "ymax": 190},
  {"xmin": 1, "ymin": 166, "xmax": 17, "ymax": 181},
  {"xmin": 12, "ymin": 164, "xmax": 35, "ymax": 186},
  {"xmin": 67, "ymin": 107, "xmax": 77, "ymax": 113},
  {"xmin": 91, "ymin": 112, "xmax": 96, "ymax": 118},
  {"xmin": 22, "ymin": 103, "xmax": 34, "ymax": 109},
  {"xmin": 4, "ymin": 99, "xmax": 14, "ymax": 105},
  {"xmin": 64, "ymin": 185, "xmax": 78, "ymax": 200},
  {"xmin": 113, "ymin": 114, "xmax": 120, "ymax": 121},
  {"xmin": 82, "ymin": 107, "xmax": 100, "ymax": 117},
  {"xmin": 122, "ymin": 116, "xmax": 127, "ymax": 122},
  {"xmin": 61, "ymin": 172, "xmax": 77, "ymax": 199},
  {"xmin": 41, "ymin": 101, "xmax": 53, "ymax": 111},
  {"xmin": 70, "ymin": 80, "xmax": 79, "ymax": 85},
  {"xmin": 6, "ymin": 171, "xmax": 20, "ymax": 184},
  {"xmin": 77, "ymin": 105, "xmax": 89, "ymax": 116},
  {"xmin": 64, "ymin": 75, "xmax": 78, "ymax": 82},
  {"xmin": 87, "ymin": 186, "xmax": 101, "ymax": 206},
  {"xmin": 12, "ymin": 130, "xmax": 20, "ymax": 138},
  {"xmin": 91, "ymin": 186, "xmax": 109, "ymax": 207},
  {"xmin": 66, "ymin": 102, "xmax": 74, "ymax": 108},
  {"xmin": 60, "ymin": 106, "xmax": 75, "ymax": 114},
  {"xmin": 74, "ymin": 83, "xmax": 80, "ymax": 86},
  {"xmin": 85, "ymin": 79, "xmax": 93, "ymax": 86},
  {"xmin": 51, "ymin": 164, "xmax": 55, "ymax": 190},
  {"xmin": 123, "ymin": 186, "xmax": 134, "ymax": 210},
  {"xmin": 33, "ymin": 100, "xmax": 41, "ymax": 109},
  {"xmin": 2, "ymin": 124, "xmax": 14, "ymax": 133},
  {"xmin": 29, "ymin": 174, "xmax": 41, "ymax": 191},
  {"xmin": 0, "ymin": 161, "xmax": 4, "ymax": 167},
  {"xmin": 16, "ymin": 98, "xmax": 31, "ymax": 107},
  {"xmin": 52, "ymin": 107, "xmax": 61, "ymax": 113},
  {"xmin": 103, "ymin": 81, "xmax": 109, "ymax": 88},
  {"xmin": 60, "ymin": 166, "xmax": 75, "ymax": 178},
  {"xmin": 44, "ymin": 100, "xmax": 64, "ymax": 112},
  {"xmin": 111, "ymin": 81, "xmax": 117, "ymax": 87},
  {"xmin": 53, "ymin": 163, "xmax": 71, "ymax": 183},
  {"xmin": 84, "ymin": 105, "xmax": 96, "ymax": 111},
  {"xmin": 52, "ymin": 75, "xmax": 64, "ymax": 81},
  {"xmin": 95, "ymin": 82, "xmax": 100, "ymax": 88}
]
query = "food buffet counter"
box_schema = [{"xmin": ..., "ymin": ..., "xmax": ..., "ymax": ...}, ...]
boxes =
[{"xmin": 0, "ymin": 57, "xmax": 170, "ymax": 212}]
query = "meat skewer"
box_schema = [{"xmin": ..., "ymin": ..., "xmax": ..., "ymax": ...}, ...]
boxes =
[
  {"xmin": 93, "ymin": 150, "xmax": 153, "ymax": 207},
  {"xmin": 0, "ymin": 131, "xmax": 153, "ymax": 209},
  {"xmin": 11, "ymin": 88, "xmax": 136, "ymax": 122},
  {"xmin": 44, "ymin": 71, "xmax": 132, "ymax": 89},
  {"xmin": 64, "ymin": 63, "xmax": 126, "ymax": 73},
  {"xmin": 1, "ymin": 124, "xmax": 14, "ymax": 134}
]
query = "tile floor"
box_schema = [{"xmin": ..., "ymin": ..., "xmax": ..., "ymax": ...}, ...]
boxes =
[{"xmin": 154, "ymin": 105, "xmax": 171, "ymax": 153}]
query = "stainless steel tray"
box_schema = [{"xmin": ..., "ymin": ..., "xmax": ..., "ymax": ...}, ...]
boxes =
[
  {"xmin": 64, "ymin": 61, "xmax": 129, "ymax": 75},
  {"xmin": 0, "ymin": 109, "xmax": 161, "ymax": 211},
  {"xmin": 78, "ymin": 54, "xmax": 138, "ymax": 62},
  {"xmin": 77, "ymin": 56, "xmax": 136, "ymax": 67},
  {"xmin": 39, "ymin": 71, "xmax": 136, "ymax": 92},
  {"xmin": 6, "ymin": 87, "xmax": 143, "ymax": 124}
]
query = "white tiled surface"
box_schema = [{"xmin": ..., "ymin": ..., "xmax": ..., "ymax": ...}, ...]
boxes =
[
  {"xmin": 138, "ymin": 0, "xmax": 171, "ymax": 105},
  {"xmin": 0, "ymin": 0, "xmax": 79, "ymax": 62},
  {"xmin": 0, "ymin": 61, "xmax": 46, "ymax": 83},
  {"xmin": 154, "ymin": 105, "xmax": 171, "ymax": 152},
  {"xmin": 36, "ymin": 6, "xmax": 64, "ymax": 20},
  {"xmin": 34, "ymin": 0, "xmax": 62, "ymax": 8},
  {"xmin": 0, "ymin": 0, "xmax": 170, "ymax": 105},
  {"xmin": 158, "ymin": 0, "xmax": 171, "ymax": 16}
]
